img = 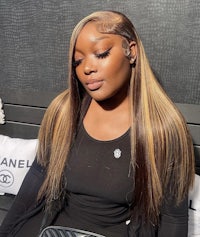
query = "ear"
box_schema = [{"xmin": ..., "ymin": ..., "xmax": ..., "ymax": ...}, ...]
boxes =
[{"xmin": 129, "ymin": 41, "xmax": 137, "ymax": 64}]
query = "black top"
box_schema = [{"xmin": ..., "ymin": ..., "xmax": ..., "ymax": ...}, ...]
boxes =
[
  {"xmin": 54, "ymin": 123, "xmax": 133, "ymax": 237},
  {"xmin": 0, "ymin": 124, "xmax": 189, "ymax": 237}
]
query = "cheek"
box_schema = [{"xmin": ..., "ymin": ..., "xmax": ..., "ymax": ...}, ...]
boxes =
[
  {"xmin": 75, "ymin": 68, "xmax": 84, "ymax": 83},
  {"xmin": 103, "ymin": 56, "xmax": 131, "ymax": 79}
]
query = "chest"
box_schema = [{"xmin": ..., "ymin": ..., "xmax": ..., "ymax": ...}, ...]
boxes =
[{"xmin": 65, "ymin": 125, "xmax": 133, "ymax": 205}]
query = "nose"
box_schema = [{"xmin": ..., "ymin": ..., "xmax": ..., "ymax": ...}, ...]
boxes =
[{"xmin": 84, "ymin": 58, "xmax": 97, "ymax": 75}]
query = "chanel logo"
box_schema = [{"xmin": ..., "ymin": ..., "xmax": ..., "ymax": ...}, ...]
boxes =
[
  {"xmin": 113, "ymin": 148, "xmax": 122, "ymax": 159},
  {"xmin": 0, "ymin": 170, "xmax": 14, "ymax": 188}
]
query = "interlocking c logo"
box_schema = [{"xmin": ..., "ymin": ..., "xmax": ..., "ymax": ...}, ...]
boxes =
[{"xmin": 0, "ymin": 170, "xmax": 14, "ymax": 188}]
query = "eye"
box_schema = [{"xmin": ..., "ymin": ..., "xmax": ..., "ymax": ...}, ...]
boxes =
[
  {"xmin": 73, "ymin": 59, "xmax": 82, "ymax": 67},
  {"xmin": 96, "ymin": 48, "xmax": 111, "ymax": 59}
]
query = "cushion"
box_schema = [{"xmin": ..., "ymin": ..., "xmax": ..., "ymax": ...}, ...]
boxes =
[
  {"xmin": 0, "ymin": 135, "xmax": 38, "ymax": 195},
  {"xmin": 188, "ymin": 174, "xmax": 200, "ymax": 236},
  {"xmin": 0, "ymin": 98, "xmax": 5, "ymax": 124}
]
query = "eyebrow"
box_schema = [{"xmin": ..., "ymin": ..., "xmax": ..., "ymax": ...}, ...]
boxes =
[
  {"xmin": 74, "ymin": 35, "xmax": 110, "ymax": 52},
  {"xmin": 92, "ymin": 35, "xmax": 110, "ymax": 42}
]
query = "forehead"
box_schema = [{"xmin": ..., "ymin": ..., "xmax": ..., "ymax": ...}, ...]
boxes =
[{"xmin": 75, "ymin": 22, "xmax": 122, "ymax": 49}]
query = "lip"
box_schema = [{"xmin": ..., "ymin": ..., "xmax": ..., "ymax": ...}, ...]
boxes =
[{"xmin": 86, "ymin": 79, "xmax": 103, "ymax": 91}]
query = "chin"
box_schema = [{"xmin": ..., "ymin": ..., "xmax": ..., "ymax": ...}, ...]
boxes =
[
  {"xmin": 87, "ymin": 91, "xmax": 108, "ymax": 102},
  {"xmin": 87, "ymin": 89, "xmax": 118, "ymax": 103}
]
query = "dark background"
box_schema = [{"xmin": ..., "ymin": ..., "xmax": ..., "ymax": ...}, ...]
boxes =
[{"xmin": 0, "ymin": 0, "xmax": 199, "ymax": 105}]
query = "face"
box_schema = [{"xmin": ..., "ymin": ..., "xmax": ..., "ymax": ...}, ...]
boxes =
[{"xmin": 73, "ymin": 22, "xmax": 135, "ymax": 102}]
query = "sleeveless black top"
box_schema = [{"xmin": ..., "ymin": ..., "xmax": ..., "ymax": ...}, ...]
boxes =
[{"xmin": 54, "ymin": 123, "xmax": 133, "ymax": 237}]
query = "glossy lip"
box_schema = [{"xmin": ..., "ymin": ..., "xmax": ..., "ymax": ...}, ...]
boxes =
[{"xmin": 86, "ymin": 79, "xmax": 104, "ymax": 91}]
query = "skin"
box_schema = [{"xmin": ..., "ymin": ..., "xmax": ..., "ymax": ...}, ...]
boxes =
[{"xmin": 74, "ymin": 22, "xmax": 137, "ymax": 141}]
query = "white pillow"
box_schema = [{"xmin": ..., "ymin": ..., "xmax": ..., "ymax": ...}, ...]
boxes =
[
  {"xmin": 0, "ymin": 135, "xmax": 38, "ymax": 195},
  {"xmin": 188, "ymin": 174, "xmax": 200, "ymax": 236},
  {"xmin": 0, "ymin": 98, "xmax": 5, "ymax": 124}
]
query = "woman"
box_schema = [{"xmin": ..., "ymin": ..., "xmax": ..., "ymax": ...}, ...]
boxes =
[{"xmin": 0, "ymin": 10, "xmax": 195, "ymax": 237}]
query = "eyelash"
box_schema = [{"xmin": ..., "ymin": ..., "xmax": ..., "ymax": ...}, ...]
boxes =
[
  {"xmin": 73, "ymin": 48, "xmax": 111, "ymax": 67},
  {"xmin": 96, "ymin": 48, "xmax": 111, "ymax": 59},
  {"xmin": 73, "ymin": 59, "xmax": 82, "ymax": 67}
]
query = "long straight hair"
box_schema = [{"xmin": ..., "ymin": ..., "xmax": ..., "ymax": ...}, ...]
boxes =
[{"xmin": 37, "ymin": 11, "xmax": 195, "ymax": 222}]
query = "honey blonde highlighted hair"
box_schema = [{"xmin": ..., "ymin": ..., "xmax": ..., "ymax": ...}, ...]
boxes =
[{"xmin": 37, "ymin": 11, "xmax": 195, "ymax": 223}]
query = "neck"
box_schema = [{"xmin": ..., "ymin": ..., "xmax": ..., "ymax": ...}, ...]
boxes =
[{"xmin": 83, "ymin": 90, "xmax": 131, "ymax": 141}]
